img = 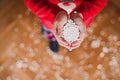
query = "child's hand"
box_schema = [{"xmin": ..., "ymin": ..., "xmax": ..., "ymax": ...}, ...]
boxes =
[{"xmin": 52, "ymin": 11, "xmax": 70, "ymax": 49}]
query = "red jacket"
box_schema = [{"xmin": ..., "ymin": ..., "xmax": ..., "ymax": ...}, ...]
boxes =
[{"xmin": 24, "ymin": 0, "xmax": 107, "ymax": 29}]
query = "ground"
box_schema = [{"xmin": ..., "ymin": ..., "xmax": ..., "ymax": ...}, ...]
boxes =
[{"xmin": 0, "ymin": 0, "xmax": 120, "ymax": 80}]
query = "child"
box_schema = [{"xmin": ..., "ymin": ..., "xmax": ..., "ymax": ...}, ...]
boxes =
[{"xmin": 24, "ymin": 0, "xmax": 107, "ymax": 53}]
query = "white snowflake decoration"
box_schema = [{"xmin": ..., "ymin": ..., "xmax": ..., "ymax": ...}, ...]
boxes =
[{"xmin": 62, "ymin": 19, "xmax": 80, "ymax": 44}]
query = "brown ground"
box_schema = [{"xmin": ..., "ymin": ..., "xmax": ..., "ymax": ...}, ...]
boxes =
[{"xmin": 0, "ymin": 0, "xmax": 120, "ymax": 80}]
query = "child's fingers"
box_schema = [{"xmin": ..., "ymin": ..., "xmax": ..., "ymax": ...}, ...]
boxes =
[
  {"xmin": 56, "ymin": 37, "xmax": 68, "ymax": 46},
  {"xmin": 58, "ymin": 41, "xmax": 70, "ymax": 50},
  {"xmin": 70, "ymin": 44, "xmax": 80, "ymax": 51},
  {"xmin": 57, "ymin": 38, "xmax": 71, "ymax": 50}
]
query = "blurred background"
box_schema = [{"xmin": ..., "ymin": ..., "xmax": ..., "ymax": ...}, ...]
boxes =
[{"xmin": 0, "ymin": 0, "xmax": 120, "ymax": 80}]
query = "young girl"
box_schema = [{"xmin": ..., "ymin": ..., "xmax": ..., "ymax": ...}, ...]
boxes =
[{"xmin": 24, "ymin": 0, "xmax": 107, "ymax": 53}]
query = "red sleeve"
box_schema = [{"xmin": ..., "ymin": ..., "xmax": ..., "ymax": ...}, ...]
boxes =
[
  {"xmin": 24, "ymin": 0, "xmax": 61, "ymax": 29},
  {"xmin": 75, "ymin": 0, "xmax": 107, "ymax": 27}
]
